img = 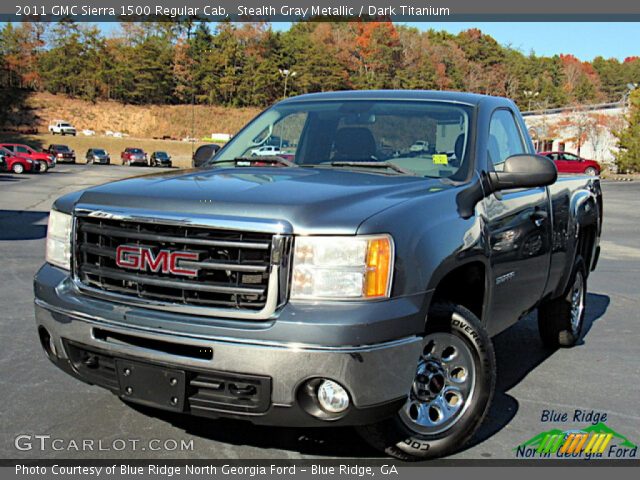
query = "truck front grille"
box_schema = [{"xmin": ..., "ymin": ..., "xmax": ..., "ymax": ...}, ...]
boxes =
[{"xmin": 74, "ymin": 215, "xmax": 282, "ymax": 314}]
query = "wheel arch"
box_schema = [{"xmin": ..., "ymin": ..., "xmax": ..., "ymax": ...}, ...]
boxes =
[
  {"xmin": 426, "ymin": 259, "xmax": 489, "ymax": 326},
  {"xmin": 554, "ymin": 188, "xmax": 599, "ymax": 296}
]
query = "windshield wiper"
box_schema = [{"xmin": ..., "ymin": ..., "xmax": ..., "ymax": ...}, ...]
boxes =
[
  {"xmin": 330, "ymin": 161, "xmax": 414, "ymax": 175},
  {"xmin": 208, "ymin": 157, "xmax": 298, "ymax": 168},
  {"xmin": 233, "ymin": 156, "xmax": 298, "ymax": 167}
]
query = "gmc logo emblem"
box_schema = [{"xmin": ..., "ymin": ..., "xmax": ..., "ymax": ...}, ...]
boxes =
[{"xmin": 115, "ymin": 245, "xmax": 199, "ymax": 277}]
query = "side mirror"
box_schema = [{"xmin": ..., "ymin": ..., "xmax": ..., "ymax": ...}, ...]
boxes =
[{"xmin": 489, "ymin": 154, "xmax": 557, "ymax": 192}]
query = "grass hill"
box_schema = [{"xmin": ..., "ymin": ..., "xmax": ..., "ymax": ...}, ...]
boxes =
[
  {"xmin": 0, "ymin": 90, "xmax": 263, "ymax": 168},
  {"xmin": 1, "ymin": 91, "xmax": 260, "ymax": 140}
]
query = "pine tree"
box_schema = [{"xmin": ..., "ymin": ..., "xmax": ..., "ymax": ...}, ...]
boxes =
[{"xmin": 614, "ymin": 89, "xmax": 640, "ymax": 173}]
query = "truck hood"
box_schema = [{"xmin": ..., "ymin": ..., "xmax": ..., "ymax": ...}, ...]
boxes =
[{"xmin": 74, "ymin": 167, "xmax": 452, "ymax": 234}]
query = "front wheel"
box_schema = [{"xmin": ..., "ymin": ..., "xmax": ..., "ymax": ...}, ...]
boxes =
[
  {"xmin": 584, "ymin": 167, "xmax": 598, "ymax": 176},
  {"xmin": 38, "ymin": 161, "xmax": 48, "ymax": 173},
  {"xmin": 12, "ymin": 163, "xmax": 25, "ymax": 174},
  {"xmin": 358, "ymin": 302, "xmax": 496, "ymax": 460}
]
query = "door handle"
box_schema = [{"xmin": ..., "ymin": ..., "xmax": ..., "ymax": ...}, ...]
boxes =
[
  {"xmin": 530, "ymin": 210, "xmax": 548, "ymax": 227},
  {"xmin": 229, "ymin": 383, "xmax": 257, "ymax": 397}
]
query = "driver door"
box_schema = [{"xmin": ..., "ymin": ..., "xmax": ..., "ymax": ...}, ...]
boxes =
[{"xmin": 484, "ymin": 109, "xmax": 552, "ymax": 334}]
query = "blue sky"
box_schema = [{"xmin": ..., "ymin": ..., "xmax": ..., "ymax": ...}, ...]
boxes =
[
  {"xmin": 401, "ymin": 23, "xmax": 639, "ymax": 61},
  {"xmin": 97, "ymin": 21, "xmax": 639, "ymax": 61}
]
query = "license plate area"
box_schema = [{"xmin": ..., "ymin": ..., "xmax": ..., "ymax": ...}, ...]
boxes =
[{"xmin": 116, "ymin": 359, "xmax": 185, "ymax": 412}]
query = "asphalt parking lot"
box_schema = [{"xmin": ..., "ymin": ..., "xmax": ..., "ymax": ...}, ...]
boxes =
[{"xmin": 1, "ymin": 164, "xmax": 638, "ymax": 460}]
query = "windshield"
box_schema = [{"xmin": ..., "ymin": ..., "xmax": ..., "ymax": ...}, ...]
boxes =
[
  {"xmin": 54, "ymin": 145, "xmax": 70, "ymax": 152},
  {"xmin": 129, "ymin": 149, "xmax": 143, "ymax": 154},
  {"xmin": 155, "ymin": 152, "xmax": 168, "ymax": 158},
  {"xmin": 213, "ymin": 100, "xmax": 472, "ymax": 178},
  {"xmin": 94, "ymin": 149, "xmax": 106, "ymax": 155}
]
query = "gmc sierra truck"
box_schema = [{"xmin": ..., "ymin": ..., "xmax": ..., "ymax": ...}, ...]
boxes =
[{"xmin": 34, "ymin": 91, "xmax": 602, "ymax": 460}]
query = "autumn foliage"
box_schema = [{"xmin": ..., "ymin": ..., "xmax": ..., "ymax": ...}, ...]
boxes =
[{"xmin": 1, "ymin": 20, "xmax": 638, "ymax": 110}]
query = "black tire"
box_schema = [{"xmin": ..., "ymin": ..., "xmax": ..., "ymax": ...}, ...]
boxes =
[
  {"xmin": 584, "ymin": 167, "xmax": 597, "ymax": 176},
  {"xmin": 38, "ymin": 160, "xmax": 48, "ymax": 173},
  {"xmin": 12, "ymin": 163, "xmax": 25, "ymax": 174},
  {"xmin": 538, "ymin": 256, "xmax": 587, "ymax": 348},
  {"xmin": 357, "ymin": 302, "xmax": 496, "ymax": 460}
]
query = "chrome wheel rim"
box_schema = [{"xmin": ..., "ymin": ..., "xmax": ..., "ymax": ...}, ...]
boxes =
[
  {"xmin": 569, "ymin": 272, "xmax": 585, "ymax": 335},
  {"xmin": 400, "ymin": 332, "xmax": 476, "ymax": 435}
]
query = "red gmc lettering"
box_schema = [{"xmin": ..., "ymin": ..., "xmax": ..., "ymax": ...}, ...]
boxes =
[
  {"xmin": 115, "ymin": 246, "xmax": 199, "ymax": 277},
  {"xmin": 169, "ymin": 252, "xmax": 199, "ymax": 276},
  {"xmin": 115, "ymin": 245, "xmax": 141, "ymax": 269},
  {"xmin": 140, "ymin": 249, "xmax": 169, "ymax": 273}
]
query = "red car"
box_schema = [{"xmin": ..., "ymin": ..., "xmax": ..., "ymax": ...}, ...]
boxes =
[
  {"xmin": 0, "ymin": 146, "xmax": 36, "ymax": 174},
  {"xmin": 0, "ymin": 143, "xmax": 55, "ymax": 172},
  {"xmin": 121, "ymin": 147, "xmax": 148, "ymax": 166},
  {"xmin": 539, "ymin": 151, "xmax": 601, "ymax": 176}
]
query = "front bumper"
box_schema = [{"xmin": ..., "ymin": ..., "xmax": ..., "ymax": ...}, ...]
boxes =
[
  {"xmin": 34, "ymin": 264, "xmax": 425, "ymax": 427},
  {"xmin": 127, "ymin": 157, "xmax": 147, "ymax": 164}
]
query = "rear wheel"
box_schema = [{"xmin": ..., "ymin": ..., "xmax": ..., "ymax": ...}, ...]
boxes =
[
  {"xmin": 538, "ymin": 256, "xmax": 587, "ymax": 348},
  {"xmin": 12, "ymin": 163, "xmax": 25, "ymax": 174},
  {"xmin": 357, "ymin": 302, "xmax": 496, "ymax": 460},
  {"xmin": 584, "ymin": 167, "xmax": 598, "ymax": 176}
]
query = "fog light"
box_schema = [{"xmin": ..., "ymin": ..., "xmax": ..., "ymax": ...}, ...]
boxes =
[{"xmin": 317, "ymin": 380, "xmax": 350, "ymax": 413}]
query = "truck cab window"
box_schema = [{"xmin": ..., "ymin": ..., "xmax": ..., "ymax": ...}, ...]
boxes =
[{"xmin": 488, "ymin": 109, "xmax": 525, "ymax": 171}]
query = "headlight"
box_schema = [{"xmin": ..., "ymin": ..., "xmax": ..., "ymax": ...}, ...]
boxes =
[
  {"xmin": 46, "ymin": 210, "xmax": 72, "ymax": 270},
  {"xmin": 291, "ymin": 235, "xmax": 393, "ymax": 300}
]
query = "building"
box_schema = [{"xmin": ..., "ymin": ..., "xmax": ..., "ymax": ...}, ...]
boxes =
[{"xmin": 523, "ymin": 102, "xmax": 627, "ymax": 168}]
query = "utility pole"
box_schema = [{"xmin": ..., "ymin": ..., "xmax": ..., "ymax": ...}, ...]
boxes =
[
  {"xmin": 523, "ymin": 90, "xmax": 540, "ymax": 112},
  {"xmin": 279, "ymin": 69, "xmax": 297, "ymax": 99}
]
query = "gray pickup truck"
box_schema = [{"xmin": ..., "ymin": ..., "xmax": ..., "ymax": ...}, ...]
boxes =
[{"xmin": 34, "ymin": 91, "xmax": 602, "ymax": 460}]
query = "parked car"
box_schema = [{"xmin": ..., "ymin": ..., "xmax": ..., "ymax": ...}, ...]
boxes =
[
  {"xmin": 85, "ymin": 149, "xmax": 110, "ymax": 165},
  {"xmin": 0, "ymin": 143, "xmax": 55, "ymax": 172},
  {"xmin": 540, "ymin": 151, "xmax": 601, "ymax": 176},
  {"xmin": 150, "ymin": 151, "xmax": 172, "ymax": 167},
  {"xmin": 0, "ymin": 146, "xmax": 35, "ymax": 174},
  {"xmin": 121, "ymin": 148, "xmax": 147, "ymax": 166},
  {"xmin": 45, "ymin": 144, "xmax": 76, "ymax": 163},
  {"xmin": 48, "ymin": 120, "xmax": 77, "ymax": 136},
  {"xmin": 192, "ymin": 144, "xmax": 221, "ymax": 168},
  {"xmin": 409, "ymin": 140, "xmax": 430, "ymax": 152},
  {"xmin": 250, "ymin": 145, "xmax": 283, "ymax": 157},
  {"xmin": 34, "ymin": 91, "xmax": 603, "ymax": 461}
]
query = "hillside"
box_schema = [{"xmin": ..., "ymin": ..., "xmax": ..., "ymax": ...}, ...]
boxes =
[{"xmin": 2, "ymin": 91, "xmax": 261, "ymax": 140}]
